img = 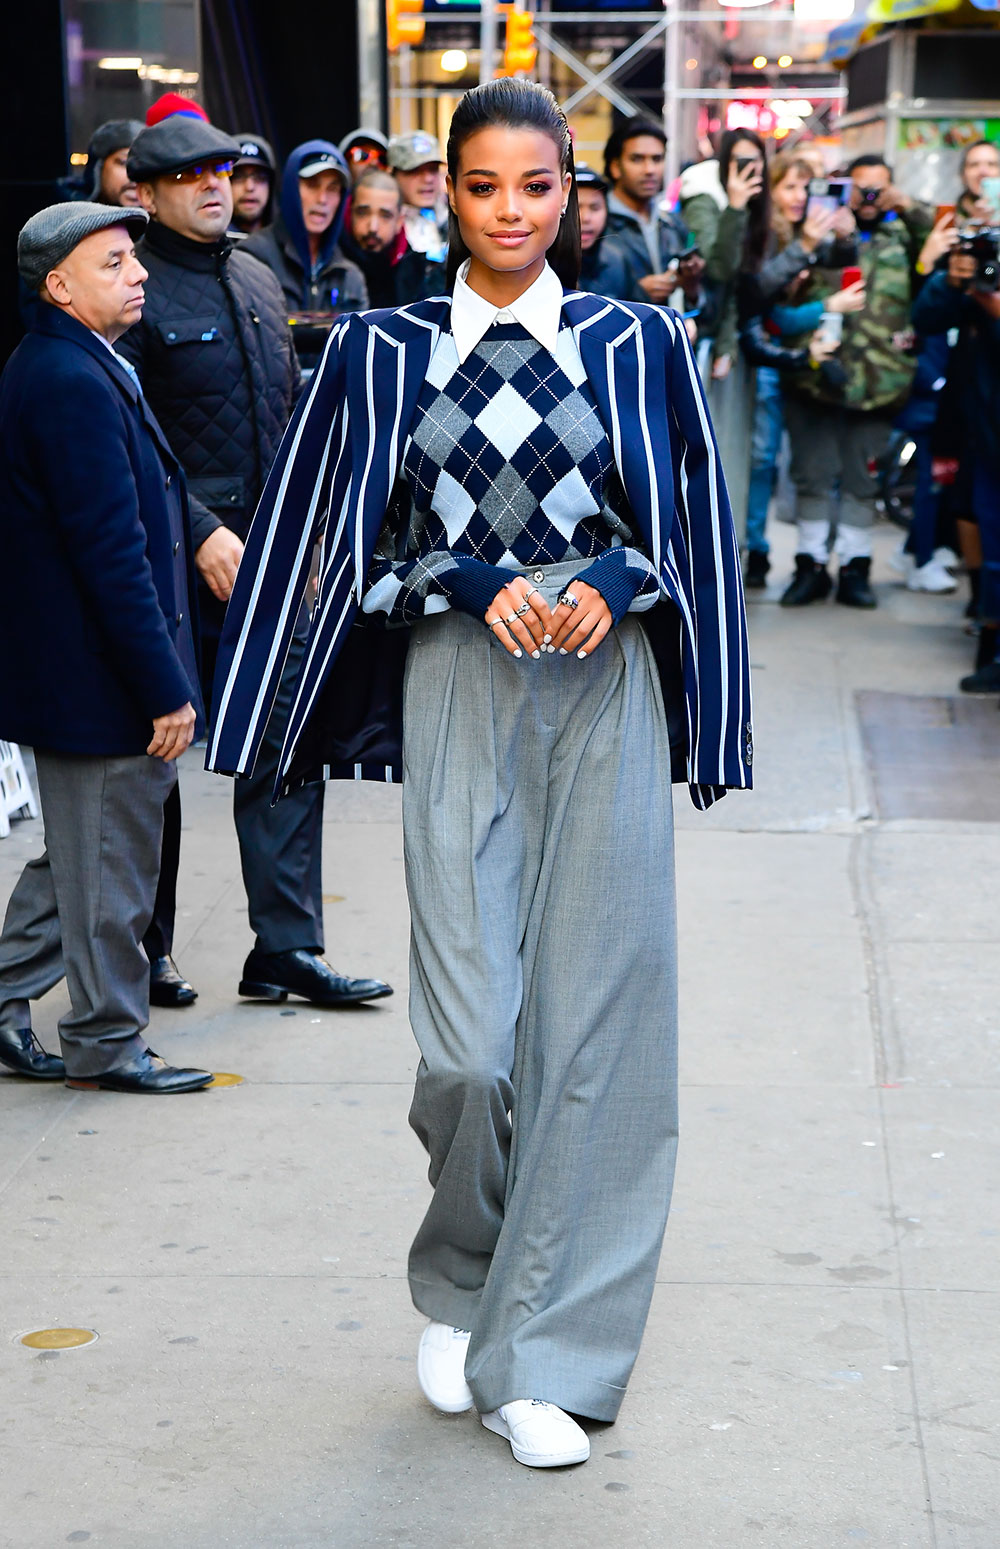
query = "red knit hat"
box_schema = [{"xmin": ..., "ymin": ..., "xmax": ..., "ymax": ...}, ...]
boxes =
[{"xmin": 145, "ymin": 92, "xmax": 209, "ymax": 128}]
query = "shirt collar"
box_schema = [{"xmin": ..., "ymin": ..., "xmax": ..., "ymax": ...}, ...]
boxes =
[
  {"xmin": 607, "ymin": 190, "xmax": 657, "ymax": 227},
  {"xmin": 451, "ymin": 258, "xmax": 563, "ymax": 364}
]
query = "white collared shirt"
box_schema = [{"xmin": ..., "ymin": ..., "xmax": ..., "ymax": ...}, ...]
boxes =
[
  {"xmin": 90, "ymin": 328, "xmax": 143, "ymax": 393},
  {"xmin": 451, "ymin": 258, "xmax": 564, "ymax": 364}
]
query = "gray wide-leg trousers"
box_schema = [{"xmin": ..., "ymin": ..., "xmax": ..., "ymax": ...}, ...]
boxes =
[
  {"xmin": 0, "ymin": 752, "xmax": 174, "ymax": 1077},
  {"xmin": 403, "ymin": 562, "xmax": 678, "ymax": 1422}
]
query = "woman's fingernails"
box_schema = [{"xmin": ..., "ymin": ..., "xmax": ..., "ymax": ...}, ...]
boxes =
[
  {"xmin": 513, "ymin": 649, "xmax": 522, "ymax": 659},
  {"xmin": 558, "ymin": 648, "xmax": 568, "ymax": 655},
  {"xmin": 543, "ymin": 634, "xmax": 552, "ymax": 644},
  {"xmin": 577, "ymin": 649, "xmax": 588, "ymax": 659},
  {"xmin": 532, "ymin": 649, "xmax": 541, "ymax": 659}
]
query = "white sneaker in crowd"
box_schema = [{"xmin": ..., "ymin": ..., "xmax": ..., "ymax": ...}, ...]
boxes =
[
  {"xmin": 417, "ymin": 1322, "xmax": 474, "ymax": 1413},
  {"xmin": 907, "ymin": 558, "xmax": 958, "ymax": 593},
  {"xmin": 933, "ymin": 546, "xmax": 961, "ymax": 571},
  {"xmin": 481, "ymin": 1399, "xmax": 591, "ymax": 1467},
  {"xmin": 889, "ymin": 542, "xmax": 914, "ymax": 579}
]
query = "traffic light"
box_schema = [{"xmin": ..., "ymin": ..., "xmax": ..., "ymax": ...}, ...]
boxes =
[
  {"xmin": 502, "ymin": 7, "xmax": 537, "ymax": 77},
  {"xmin": 387, "ymin": 0, "xmax": 425, "ymax": 51}
]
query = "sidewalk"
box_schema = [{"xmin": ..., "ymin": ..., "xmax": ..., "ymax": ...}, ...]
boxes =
[{"xmin": 2, "ymin": 521, "xmax": 998, "ymax": 1549}]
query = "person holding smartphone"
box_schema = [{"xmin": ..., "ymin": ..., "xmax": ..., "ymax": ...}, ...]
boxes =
[
  {"xmin": 778, "ymin": 154, "xmax": 934, "ymax": 608},
  {"xmin": 680, "ymin": 129, "xmax": 768, "ymax": 378}
]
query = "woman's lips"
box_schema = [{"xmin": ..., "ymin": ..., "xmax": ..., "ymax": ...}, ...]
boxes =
[{"xmin": 489, "ymin": 231, "xmax": 531, "ymax": 245}]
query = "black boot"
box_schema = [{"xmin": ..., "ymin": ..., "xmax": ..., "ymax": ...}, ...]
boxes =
[
  {"xmin": 959, "ymin": 658, "xmax": 1000, "ymax": 694},
  {"xmin": 744, "ymin": 550, "xmax": 770, "ymax": 590},
  {"xmin": 780, "ymin": 553, "xmax": 833, "ymax": 607},
  {"xmin": 836, "ymin": 556, "xmax": 877, "ymax": 609}
]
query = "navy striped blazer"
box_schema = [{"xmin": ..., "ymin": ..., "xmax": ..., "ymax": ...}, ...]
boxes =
[{"xmin": 206, "ymin": 290, "xmax": 753, "ymax": 810}]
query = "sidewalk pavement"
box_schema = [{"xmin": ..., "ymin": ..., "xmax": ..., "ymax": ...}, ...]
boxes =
[{"xmin": 1, "ymin": 521, "xmax": 998, "ymax": 1549}]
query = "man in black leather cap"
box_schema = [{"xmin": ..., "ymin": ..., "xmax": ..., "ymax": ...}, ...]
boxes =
[{"xmin": 120, "ymin": 115, "xmax": 392, "ymax": 1012}]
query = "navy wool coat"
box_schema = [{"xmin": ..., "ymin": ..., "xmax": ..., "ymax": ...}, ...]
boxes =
[
  {"xmin": 0, "ymin": 306, "xmax": 201, "ymax": 756},
  {"xmin": 207, "ymin": 291, "xmax": 753, "ymax": 810}
]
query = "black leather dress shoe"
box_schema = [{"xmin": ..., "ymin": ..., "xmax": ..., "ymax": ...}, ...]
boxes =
[
  {"xmin": 149, "ymin": 955, "xmax": 198, "ymax": 1008},
  {"xmin": 0, "ymin": 1026, "xmax": 66, "ymax": 1081},
  {"xmin": 65, "ymin": 1049, "xmax": 213, "ymax": 1093},
  {"xmin": 238, "ymin": 948, "xmax": 393, "ymax": 1006}
]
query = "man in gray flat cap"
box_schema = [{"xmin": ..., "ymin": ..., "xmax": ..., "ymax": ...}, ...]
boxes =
[
  {"xmin": 117, "ymin": 114, "xmax": 393, "ymax": 1014},
  {"xmin": 0, "ymin": 203, "xmax": 212, "ymax": 1093}
]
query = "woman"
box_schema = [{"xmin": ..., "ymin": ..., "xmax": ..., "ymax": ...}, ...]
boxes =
[
  {"xmin": 207, "ymin": 80, "xmax": 751, "ymax": 1469},
  {"xmin": 680, "ymin": 128, "xmax": 768, "ymax": 377},
  {"xmin": 575, "ymin": 161, "xmax": 638, "ymax": 300},
  {"xmin": 957, "ymin": 138, "xmax": 1000, "ymax": 224},
  {"xmin": 741, "ymin": 152, "xmax": 858, "ymax": 586}
]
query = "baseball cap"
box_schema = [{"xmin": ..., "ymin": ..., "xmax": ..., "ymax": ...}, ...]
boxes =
[
  {"xmin": 387, "ymin": 131, "xmax": 444, "ymax": 172},
  {"xmin": 298, "ymin": 151, "xmax": 346, "ymax": 180}
]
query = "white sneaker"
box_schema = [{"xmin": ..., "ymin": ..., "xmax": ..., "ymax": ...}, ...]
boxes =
[
  {"xmin": 888, "ymin": 542, "xmax": 914, "ymax": 579},
  {"xmin": 907, "ymin": 558, "xmax": 957, "ymax": 593},
  {"xmin": 933, "ymin": 546, "xmax": 961, "ymax": 571},
  {"xmin": 481, "ymin": 1399, "xmax": 590, "ymax": 1467},
  {"xmin": 417, "ymin": 1322, "xmax": 474, "ymax": 1413}
]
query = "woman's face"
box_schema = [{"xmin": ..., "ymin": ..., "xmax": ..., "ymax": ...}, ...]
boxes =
[
  {"xmin": 963, "ymin": 142, "xmax": 1000, "ymax": 196},
  {"xmin": 578, "ymin": 187, "xmax": 608, "ymax": 251},
  {"xmin": 448, "ymin": 125, "xmax": 570, "ymax": 281},
  {"xmin": 772, "ymin": 168, "xmax": 809, "ymax": 225}
]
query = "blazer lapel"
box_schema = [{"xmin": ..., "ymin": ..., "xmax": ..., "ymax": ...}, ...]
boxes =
[
  {"xmin": 567, "ymin": 295, "xmax": 672, "ymax": 581},
  {"xmin": 345, "ymin": 302, "xmax": 445, "ymax": 594}
]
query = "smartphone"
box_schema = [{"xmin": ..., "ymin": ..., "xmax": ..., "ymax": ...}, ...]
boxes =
[
  {"xmin": 981, "ymin": 176, "xmax": 1000, "ymax": 214},
  {"xmin": 841, "ymin": 265, "xmax": 863, "ymax": 288},
  {"xmin": 807, "ymin": 176, "xmax": 851, "ymax": 218},
  {"xmin": 735, "ymin": 155, "xmax": 757, "ymax": 175},
  {"xmin": 935, "ymin": 203, "xmax": 956, "ymax": 226}
]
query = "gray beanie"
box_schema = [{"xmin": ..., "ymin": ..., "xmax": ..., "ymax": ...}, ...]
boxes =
[{"xmin": 18, "ymin": 202, "xmax": 149, "ymax": 291}]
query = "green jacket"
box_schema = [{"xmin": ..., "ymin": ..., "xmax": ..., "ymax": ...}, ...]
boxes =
[
  {"xmin": 788, "ymin": 204, "xmax": 933, "ymax": 412},
  {"xmin": 681, "ymin": 187, "xmax": 748, "ymax": 360}
]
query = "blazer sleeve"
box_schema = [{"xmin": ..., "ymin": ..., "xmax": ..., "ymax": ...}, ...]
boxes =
[
  {"xmin": 664, "ymin": 314, "xmax": 753, "ymax": 807},
  {"xmin": 206, "ymin": 315, "xmax": 353, "ymax": 775},
  {"xmin": 28, "ymin": 364, "xmax": 195, "ymax": 720}
]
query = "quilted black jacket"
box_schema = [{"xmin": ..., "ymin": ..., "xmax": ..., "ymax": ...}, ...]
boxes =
[{"xmin": 117, "ymin": 219, "xmax": 300, "ymax": 548}]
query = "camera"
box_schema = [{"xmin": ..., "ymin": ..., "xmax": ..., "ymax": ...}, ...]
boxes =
[{"xmin": 956, "ymin": 226, "xmax": 1000, "ymax": 291}]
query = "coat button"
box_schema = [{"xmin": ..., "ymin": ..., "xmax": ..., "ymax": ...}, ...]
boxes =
[
  {"xmin": 165, "ymin": 474, "xmax": 172, "ymax": 489},
  {"xmin": 533, "ymin": 570, "xmax": 545, "ymax": 583},
  {"xmin": 176, "ymin": 612, "xmax": 184, "ymax": 625},
  {"xmin": 173, "ymin": 541, "xmax": 180, "ymax": 555}
]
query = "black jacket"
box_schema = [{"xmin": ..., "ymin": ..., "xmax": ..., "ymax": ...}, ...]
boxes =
[
  {"xmin": 912, "ymin": 270, "xmax": 1000, "ymax": 472},
  {"xmin": 0, "ymin": 307, "xmax": 200, "ymax": 755},
  {"xmin": 117, "ymin": 219, "xmax": 300, "ymax": 547},
  {"xmin": 338, "ymin": 229, "xmax": 444, "ymax": 310},
  {"xmin": 578, "ymin": 233, "xmax": 642, "ymax": 301}
]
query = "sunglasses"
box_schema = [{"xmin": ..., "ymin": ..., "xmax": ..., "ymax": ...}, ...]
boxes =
[
  {"xmin": 171, "ymin": 160, "xmax": 235, "ymax": 184},
  {"xmin": 347, "ymin": 146, "xmax": 386, "ymax": 166}
]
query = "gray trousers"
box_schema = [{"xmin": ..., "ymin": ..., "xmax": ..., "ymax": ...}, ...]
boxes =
[
  {"xmin": 784, "ymin": 396, "xmax": 893, "ymax": 531},
  {"xmin": 403, "ymin": 562, "xmax": 678, "ymax": 1422},
  {"xmin": 0, "ymin": 752, "xmax": 174, "ymax": 1078}
]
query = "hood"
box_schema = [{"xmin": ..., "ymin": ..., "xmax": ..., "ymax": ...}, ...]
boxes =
[
  {"xmin": 678, "ymin": 157, "xmax": 727, "ymax": 210},
  {"xmin": 278, "ymin": 140, "xmax": 350, "ymax": 305}
]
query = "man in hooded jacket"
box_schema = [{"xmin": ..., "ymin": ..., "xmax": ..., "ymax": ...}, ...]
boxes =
[{"xmin": 242, "ymin": 141, "xmax": 368, "ymax": 371}]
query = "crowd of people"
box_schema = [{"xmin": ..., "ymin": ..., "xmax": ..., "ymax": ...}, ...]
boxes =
[{"xmin": 1, "ymin": 86, "xmax": 997, "ymax": 1093}]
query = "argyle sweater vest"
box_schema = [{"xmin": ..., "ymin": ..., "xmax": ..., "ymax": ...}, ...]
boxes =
[{"xmin": 362, "ymin": 321, "xmax": 659, "ymax": 627}]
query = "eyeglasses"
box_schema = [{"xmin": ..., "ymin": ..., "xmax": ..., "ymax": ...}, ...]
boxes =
[
  {"xmin": 171, "ymin": 160, "xmax": 235, "ymax": 184},
  {"xmin": 347, "ymin": 146, "xmax": 386, "ymax": 167}
]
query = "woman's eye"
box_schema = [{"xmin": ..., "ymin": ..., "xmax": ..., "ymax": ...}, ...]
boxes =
[
  {"xmin": 469, "ymin": 182, "xmax": 494, "ymax": 195},
  {"xmin": 526, "ymin": 183, "xmax": 552, "ymax": 195}
]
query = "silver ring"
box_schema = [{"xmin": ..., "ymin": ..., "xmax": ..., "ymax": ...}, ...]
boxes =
[
  {"xmin": 504, "ymin": 612, "xmax": 519, "ymax": 626},
  {"xmin": 525, "ymin": 586, "xmax": 542, "ymax": 601},
  {"xmin": 558, "ymin": 590, "xmax": 579, "ymax": 610},
  {"xmin": 514, "ymin": 599, "xmax": 532, "ymax": 618},
  {"xmin": 487, "ymin": 618, "xmax": 505, "ymax": 632}
]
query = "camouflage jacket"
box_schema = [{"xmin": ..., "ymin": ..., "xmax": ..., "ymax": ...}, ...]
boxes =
[{"xmin": 787, "ymin": 204, "xmax": 934, "ymax": 413}]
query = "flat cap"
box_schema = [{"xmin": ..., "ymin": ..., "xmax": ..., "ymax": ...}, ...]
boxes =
[
  {"xmin": 128, "ymin": 117, "xmax": 241, "ymax": 182},
  {"xmin": 387, "ymin": 130, "xmax": 444, "ymax": 172},
  {"xmin": 18, "ymin": 201, "xmax": 149, "ymax": 291}
]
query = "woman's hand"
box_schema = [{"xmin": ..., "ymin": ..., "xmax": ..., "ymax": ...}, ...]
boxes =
[
  {"xmin": 808, "ymin": 332, "xmax": 837, "ymax": 365},
  {"xmin": 831, "ymin": 205, "xmax": 857, "ymax": 239},
  {"xmin": 711, "ymin": 353, "xmax": 733, "ymax": 380},
  {"xmin": 799, "ymin": 207, "xmax": 834, "ymax": 252},
  {"xmin": 727, "ymin": 160, "xmax": 764, "ymax": 212},
  {"xmin": 824, "ymin": 278, "xmax": 866, "ymax": 314},
  {"xmin": 547, "ymin": 580, "xmax": 613, "ymax": 659},
  {"xmin": 917, "ymin": 212, "xmax": 958, "ymax": 273},
  {"xmin": 485, "ymin": 575, "xmax": 553, "ymax": 659}
]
